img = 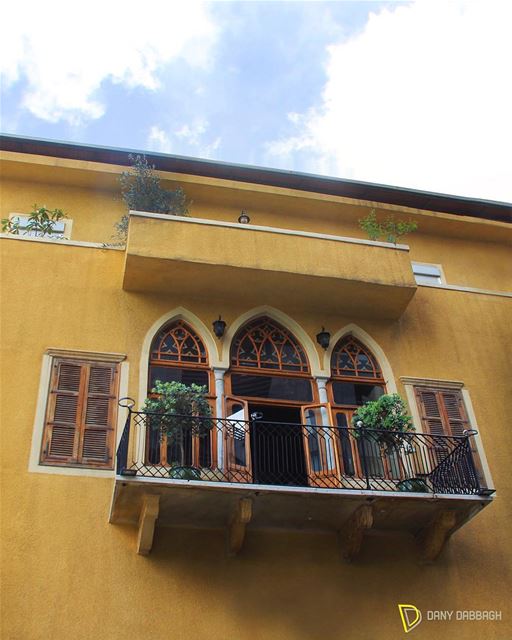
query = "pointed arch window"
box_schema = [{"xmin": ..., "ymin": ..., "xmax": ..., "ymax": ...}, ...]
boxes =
[
  {"xmin": 147, "ymin": 319, "xmax": 213, "ymax": 468},
  {"xmin": 328, "ymin": 335, "xmax": 387, "ymax": 479},
  {"xmin": 231, "ymin": 316, "xmax": 309, "ymax": 374},
  {"xmin": 150, "ymin": 320, "xmax": 208, "ymax": 366},
  {"xmin": 149, "ymin": 320, "xmax": 210, "ymax": 389},
  {"xmin": 331, "ymin": 336, "xmax": 382, "ymax": 380}
]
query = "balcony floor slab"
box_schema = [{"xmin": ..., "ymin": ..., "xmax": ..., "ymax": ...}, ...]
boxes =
[{"xmin": 110, "ymin": 476, "xmax": 492, "ymax": 536}]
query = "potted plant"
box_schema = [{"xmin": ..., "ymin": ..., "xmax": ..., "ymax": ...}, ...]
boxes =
[
  {"xmin": 396, "ymin": 477, "xmax": 429, "ymax": 493},
  {"xmin": 143, "ymin": 380, "xmax": 213, "ymax": 480},
  {"xmin": 359, "ymin": 208, "xmax": 417, "ymax": 244},
  {"xmin": 120, "ymin": 154, "xmax": 189, "ymax": 215},
  {"xmin": 107, "ymin": 155, "xmax": 190, "ymax": 246},
  {"xmin": 352, "ymin": 394, "xmax": 429, "ymax": 491},
  {"xmin": 2, "ymin": 204, "xmax": 67, "ymax": 237},
  {"xmin": 352, "ymin": 393, "xmax": 415, "ymax": 452}
]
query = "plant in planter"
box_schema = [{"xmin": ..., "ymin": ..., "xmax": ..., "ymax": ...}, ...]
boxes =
[
  {"xmin": 2, "ymin": 204, "xmax": 66, "ymax": 237},
  {"xmin": 396, "ymin": 477, "xmax": 429, "ymax": 493},
  {"xmin": 120, "ymin": 154, "xmax": 189, "ymax": 215},
  {"xmin": 352, "ymin": 393, "xmax": 414, "ymax": 452},
  {"xmin": 359, "ymin": 209, "xmax": 417, "ymax": 244},
  {"xmin": 143, "ymin": 380, "xmax": 213, "ymax": 480},
  {"xmin": 108, "ymin": 154, "xmax": 190, "ymax": 246}
]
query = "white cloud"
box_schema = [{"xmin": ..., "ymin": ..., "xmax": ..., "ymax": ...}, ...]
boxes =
[
  {"xmin": 266, "ymin": 1, "xmax": 512, "ymax": 202},
  {"xmin": 148, "ymin": 121, "xmax": 221, "ymax": 159},
  {"xmin": 1, "ymin": 1, "xmax": 218, "ymax": 124},
  {"xmin": 148, "ymin": 126, "xmax": 173, "ymax": 153},
  {"xmin": 175, "ymin": 120, "xmax": 208, "ymax": 145}
]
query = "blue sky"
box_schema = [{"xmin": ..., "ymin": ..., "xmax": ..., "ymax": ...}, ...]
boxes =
[{"xmin": 2, "ymin": 1, "xmax": 511, "ymax": 202}]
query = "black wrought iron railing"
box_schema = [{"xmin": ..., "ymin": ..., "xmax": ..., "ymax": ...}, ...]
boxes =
[{"xmin": 116, "ymin": 401, "xmax": 486, "ymax": 495}]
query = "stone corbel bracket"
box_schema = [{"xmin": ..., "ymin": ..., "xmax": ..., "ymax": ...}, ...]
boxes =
[
  {"xmin": 340, "ymin": 504, "xmax": 374, "ymax": 562},
  {"xmin": 417, "ymin": 510, "xmax": 457, "ymax": 563},
  {"xmin": 227, "ymin": 497, "xmax": 253, "ymax": 556},
  {"xmin": 137, "ymin": 494, "xmax": 160, "ymax": 555}
]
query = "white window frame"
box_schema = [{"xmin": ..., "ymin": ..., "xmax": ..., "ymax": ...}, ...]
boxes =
[
  {"xmin": 28, "ymin": 349, "xmax": 128, "ymax": 477},
  {"xmin": 6, "ymin": 212, "xmax": 73, "ymax": 239}
]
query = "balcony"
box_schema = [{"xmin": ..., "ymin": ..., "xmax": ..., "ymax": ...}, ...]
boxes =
[
  {"xmin": 110, "ymin": 408, "xmax": 494, "ymax": 560},
  {"xmin": 122, "ymin": 213, "xmax": 417, "ymax": 319}
]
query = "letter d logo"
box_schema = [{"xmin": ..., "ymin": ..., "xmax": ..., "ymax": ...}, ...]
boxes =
[{"xmin": 398, "ymin": 604, "xmax": 422, "ymax": 633}]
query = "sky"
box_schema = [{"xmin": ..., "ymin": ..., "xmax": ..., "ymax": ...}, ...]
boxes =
[{"xmin": 1, "ymin": 0, "xmax": 511, "ymax": 203}]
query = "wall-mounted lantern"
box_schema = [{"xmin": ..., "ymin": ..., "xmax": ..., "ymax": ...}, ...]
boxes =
[
  {"xmin": 316, "ymin": 327, "xmax": 331, "ymax": 350},
  {"xmin": 238, "ymin": 210, "xmax": 250, "ymax": 224},
  {"xmin": 212, "ymin": 316, "xmax": 227, "ymax": 339}
]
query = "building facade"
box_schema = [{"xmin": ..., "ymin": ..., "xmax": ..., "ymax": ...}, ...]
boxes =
[{"xmin": 1, "ymin": 135, "xmax": 511, "ymax": 639}]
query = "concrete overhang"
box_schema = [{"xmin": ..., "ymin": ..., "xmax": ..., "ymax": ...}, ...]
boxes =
[{"xmin": 123, "ymin": 213, "xmax": 417, "ymax": 319}]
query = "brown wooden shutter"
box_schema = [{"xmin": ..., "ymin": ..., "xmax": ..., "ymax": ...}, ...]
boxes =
[
  {"xmin": 42, "ymin": 361, "xmax": 83, "ymax": 463},
  {"xmin": 415, "ymin": 385, "xmax": 485, "ymax": 485},
  {"xmin": 80, "ymin": 365, "xmax": 117, "ymax": 466},
  {"xmin": 440, "ymin": 391, "xmax": 468, "ymax": 436},
  {"xmin": 415, "ymin": 387, "xmax": 469, "ymax": 437},
  {"xmin": 41, "ymin": 359, "xmax": 118, "ymax": 468},
  {"xmin": 415, "ymin": 388, "xmax": 445, "ymax": 435}
]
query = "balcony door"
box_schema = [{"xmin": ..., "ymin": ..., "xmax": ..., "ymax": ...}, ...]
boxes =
[
  {"xmin": 227, "ymin": 316, "xmax": 317, "ymax": 488},
  {"xmin": 301, "ymin": 404, "xmax": 341, "ymax": 488},
  {"xmin": 224, "ymin": 396, "xmax": 252, "ymax": 483}
]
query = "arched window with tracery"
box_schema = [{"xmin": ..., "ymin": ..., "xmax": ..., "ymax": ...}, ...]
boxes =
[
  {"xmin": 331, "ymin": 335, "xmax": 382, "ymax": 381},
  {"xmin": 231, "ymin": 316, "xmax": 309, "ymax": 374},
  {"xmin": 147, "ymin": 319, "xmax": 213, "ymax": 467},
  {"xmin": 328, "ymin": 335, "xmax": 388, "ymax": 480},
  {"xmin": 228, "ymin": 316, "xmax": 313, "ymax": 402}
]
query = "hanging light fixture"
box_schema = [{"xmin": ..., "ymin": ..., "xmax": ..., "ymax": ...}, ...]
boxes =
[
  {"xmin": 212, "ymin": 316, "xmax": 227, "ymax": 338},
  {"xmin": 238, "ymin": 210, "xmax": 250, "ymax": 224},
  {"xmin": 316, "ymin": 327, "xmax": 331, "ymax": 350}
]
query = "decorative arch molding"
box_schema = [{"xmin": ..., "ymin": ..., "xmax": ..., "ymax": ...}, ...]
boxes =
[
  {"xmin": 221, "ymin": 306, "xmax": 323, "ymax": 376},
  {"xmin": 138, "ymin": 307, "xmax": 220, "ymax": 408},
  {"xmin": 323, "ymin": 324, "xmax": 397, "ymax": 392}
]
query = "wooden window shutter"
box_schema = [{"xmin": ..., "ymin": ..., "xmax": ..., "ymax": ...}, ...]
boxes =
[
  {"xmin": 415, "ymin": 387, "xmax": 469, "ymax": 437},
  {"xmin": 439, "ymin": 390, "xmax": 468, "ymax": 437},
  {"xmin": 415, "ymin": 385, "xmax": 485, "ymax": 485},
  {"xmin": 41, "ymin": 359, "xmax": 119, "ymax": 468}
]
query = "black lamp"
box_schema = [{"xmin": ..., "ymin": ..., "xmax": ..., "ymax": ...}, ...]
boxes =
[
  {"xmin": 213, "ymin": 316, "xmax": 227, "ymax": 338},
  {"xmin": 238, "ymin": 210, "xmax": 250, "ymax": 224},
  {"xmin": 316, "ymin": 327, "xmax": 331, "ymax": 350}
]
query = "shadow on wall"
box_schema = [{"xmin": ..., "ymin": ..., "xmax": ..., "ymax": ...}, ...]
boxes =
[{"xmin": 117, "ymin": 526, "xmax": 499, "ymax": 640}]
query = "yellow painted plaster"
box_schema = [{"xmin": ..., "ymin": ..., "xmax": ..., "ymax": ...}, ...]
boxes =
[{"xmin": 1, "ymin": 152, "xmax": 511, "ymax": 640}]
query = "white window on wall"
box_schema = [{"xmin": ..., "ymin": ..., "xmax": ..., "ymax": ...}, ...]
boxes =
[
  {"xmin": 412, "ymin": 262, "xmax": 444, "ymax": 285},
  {"xmin": 5, "ymin": 213, "xmax": 72, "ymax": 239}
]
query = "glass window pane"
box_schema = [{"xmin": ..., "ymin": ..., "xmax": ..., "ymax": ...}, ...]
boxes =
[
  {"xmin": 304, "ymin": 412, "xmax": 322, "ymax": 473},
  {"xmin": 231, "ymin": 373, "xmax": 313, "ymax": 402},
  {"xmin": 332, "ymin": 382, "xmax": 384, "ymax": 406},
  {"xmin": 412, "ymin": 263, "xmax": 441, "ymax": 277},
  {"xmin": 335, "ymin": 413, "xmax": 355, "ymax": 475},
  {"xmin": 414, "ymin": 274, "xmax": 442, "ymax": 285},
  {"xmin": 234, "ymin": 430, "xmax": 247, "ymax": 466},
  {"xmin": 358, "ymin": 437, "xmax": 384, "ymax": 477},
  {"xmin": 149, "ymin": 366, "xmax": 209, "ymax": 390}
]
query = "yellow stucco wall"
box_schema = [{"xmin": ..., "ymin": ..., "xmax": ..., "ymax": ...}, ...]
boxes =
[
  {"xmin": 1, "ymin": 153, "xmax": 511, "ymax": 640},
  {"xmin": 2, "ymin": 151, "xmax": 511, "ymax": 294}
]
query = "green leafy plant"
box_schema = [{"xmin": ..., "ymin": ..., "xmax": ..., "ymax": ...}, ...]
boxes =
[
  {"xmin": 107, "ymin": 155, "xmax": 190, "ymax": 247},
  {"xmin": 105, "ymin": 214, "xmax": 129, "ymax": 247},
  {"xmin": 352, "ymin": 393, "xmax": 414, "ymax": 450},
  {"xmin": 2, "ymin": 205, "xmax": 66, "ymax": 238},
  {"xmin": 143, "ymin": 381, "xmax": 213, "ymax": 474},
  {"xmin": 359, "ymin": 209, "xmax": 417, "ymax": 244},
  {"xmin": 120, "ymin": 154, "xmax": 189, "ymax": 215}
]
